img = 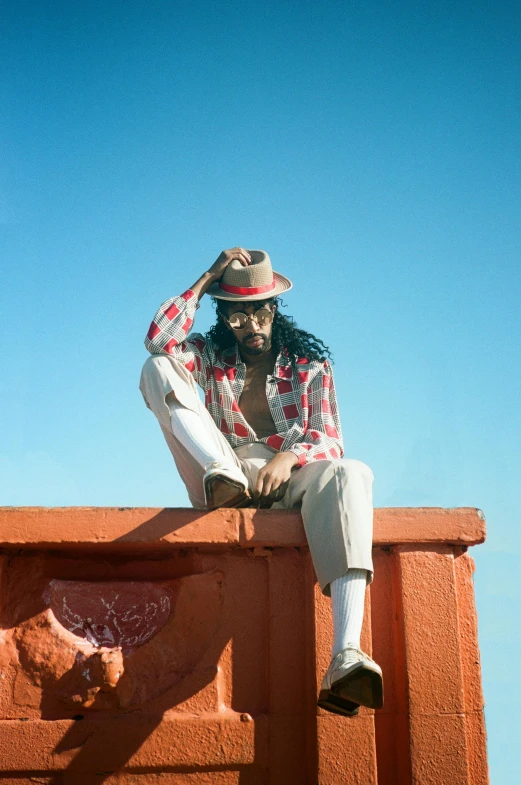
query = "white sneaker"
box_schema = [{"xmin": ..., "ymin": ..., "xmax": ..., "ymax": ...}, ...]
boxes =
[
  {"xmin": 203, "ymin": 461, "xmax": 251, "ymax": 510},
  {"xmin": 318, "ymin": 646, "xmax": 384, "ymax": 714}
]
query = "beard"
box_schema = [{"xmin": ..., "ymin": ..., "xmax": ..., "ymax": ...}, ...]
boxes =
[{"xmin": 240, "ymin": 334, "xmax": 271, "ymax": 355}]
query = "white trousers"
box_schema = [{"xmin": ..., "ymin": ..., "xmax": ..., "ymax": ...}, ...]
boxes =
[{"xmin": 139, "ymin": 354, "xmax": 375, "ymax": 595}]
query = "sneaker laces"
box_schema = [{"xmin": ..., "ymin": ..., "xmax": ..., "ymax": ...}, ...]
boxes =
[{"xmin": 332, "ymin": 646, "xmax": 373, "ymax": 667}]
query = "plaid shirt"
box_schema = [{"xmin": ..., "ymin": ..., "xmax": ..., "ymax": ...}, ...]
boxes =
[{"xmin": 145, "ymin": 290, "xmax": 344, "ymax": 465}]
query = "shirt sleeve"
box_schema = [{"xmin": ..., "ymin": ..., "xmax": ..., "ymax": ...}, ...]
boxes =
[
  {"xmin": 144, "ymin": 289, "xmax": 208, "ymax": 388},
  {"xmin": 287, "ymin": 360, "xmax": 344, "ymax": 466}
]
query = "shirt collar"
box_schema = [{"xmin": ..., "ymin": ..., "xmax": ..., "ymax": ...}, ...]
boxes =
[
  {"xmin": 274, "ymin": 351, "xmax": 293, "ymax": 378},
  {"xmin": 220, "ymin": 344, "xmax": 294, "ymax": 377}
]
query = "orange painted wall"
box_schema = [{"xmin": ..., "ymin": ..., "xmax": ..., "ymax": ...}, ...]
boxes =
[{"xmin": 0, "ymin": 507, "xmax": 488, "ymax": 784}]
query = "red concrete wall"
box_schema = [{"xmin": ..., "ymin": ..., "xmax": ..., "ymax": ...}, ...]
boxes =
[{"xmin": 0, "ymin": 507, "xmax": 488, "ymax": 784}]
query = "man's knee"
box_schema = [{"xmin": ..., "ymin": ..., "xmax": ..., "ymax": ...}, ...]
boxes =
[
  {"xmin": 140, "ymin": 353, "xmax": 201, "ymax": 420},
  {"xmin": 336, "ymin": 458, "xmax": 374, "ymax": 484},
  {"xmin": 309, "ymin": 458, "xmax": 373, "ymax": 484},
  {"xmin": 139, "ymin": 355, "xmax": 178, "ymax": 413},
  {"xmin": 141, "ymin": 353, "xmax": 175, "ymax": 380},
  {"xmin": 140, "ymin": 354, "xmax": 186, "ymax": 395}
]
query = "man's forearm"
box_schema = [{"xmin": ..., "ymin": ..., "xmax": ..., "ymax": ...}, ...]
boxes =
[{"xmin": 189, "ymin": 271, "xmax": 219, "ymax": 301}]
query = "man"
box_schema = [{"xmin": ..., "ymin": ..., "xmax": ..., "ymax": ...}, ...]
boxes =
[{"xmin": 139, "ymin": 247, "xmax": 383, "ymax": 716}]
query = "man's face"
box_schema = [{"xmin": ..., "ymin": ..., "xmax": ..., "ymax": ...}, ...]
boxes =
[{"xmin": 221, "ymin": 300, "xmax": 276, "ymax": 356}]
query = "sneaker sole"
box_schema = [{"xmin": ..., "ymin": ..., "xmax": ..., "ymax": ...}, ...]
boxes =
[
  {"xmin": 331, "ymin": 662, "xmax": 384, "ymax": 710},
  {"xmin": 317, "ymin": 691, "xmax": 360, "ymax": 717},
  {"xmin": 205, "ymin": 475, "xmax": 252, "ymax": 511}
]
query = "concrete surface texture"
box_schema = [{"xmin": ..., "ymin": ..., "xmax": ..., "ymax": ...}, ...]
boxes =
[{"xmin": 0, "ymin": 506, "xmax": 488, "ymax": 784}]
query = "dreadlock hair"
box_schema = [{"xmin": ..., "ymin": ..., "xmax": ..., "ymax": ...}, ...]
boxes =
[{"xmin": 206, "ymin": 297, "xmax": 333, "ymax": 363}]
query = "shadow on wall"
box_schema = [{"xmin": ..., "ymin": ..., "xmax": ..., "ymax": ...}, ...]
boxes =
[
  {"xmin": 4, "ymin": 549, "xmax": 236, "ymax": 782},
  {"xmin": 1, "ymin": 508, "xmax": 306, "ymax": 782}
]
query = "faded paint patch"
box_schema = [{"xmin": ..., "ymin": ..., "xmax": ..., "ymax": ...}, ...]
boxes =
[{"xmin": 49, "ymin": 580, "xmax": 171, "ymax": 654}]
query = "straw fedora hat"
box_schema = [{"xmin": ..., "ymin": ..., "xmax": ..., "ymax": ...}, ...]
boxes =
[{"xmin": 207, "ymin": 250, "xmax": 292, "ymax": 301}]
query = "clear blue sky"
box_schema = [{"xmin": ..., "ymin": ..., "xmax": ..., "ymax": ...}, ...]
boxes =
[{"xmin": 1, "ymin": 0, "xmax": 519, "ymax": 778}]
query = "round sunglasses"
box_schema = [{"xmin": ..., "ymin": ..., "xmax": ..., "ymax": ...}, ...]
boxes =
[{"xmin": 225, "ymin": 307, "xmax": 274, "ymax": 331}]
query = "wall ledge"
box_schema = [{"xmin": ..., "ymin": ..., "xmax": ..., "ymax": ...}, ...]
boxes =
[{"xmin": 0, "ymin": 506, "xmax": 486, "ymax": 550}]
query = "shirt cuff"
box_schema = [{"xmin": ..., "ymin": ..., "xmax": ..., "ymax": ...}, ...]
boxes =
[{"xmin": 287, "ymin": 444, "xmax": 312, "ymax": 467}]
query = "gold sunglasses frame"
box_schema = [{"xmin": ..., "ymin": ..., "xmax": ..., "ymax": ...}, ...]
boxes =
[{"xmin": 224, "ymin": 306, "xmax": 275, "ymax": 331}]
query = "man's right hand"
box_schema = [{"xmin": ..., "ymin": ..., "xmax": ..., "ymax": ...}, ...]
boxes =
[
  {"xmin": 189, "ymin": 247, "xmax": 252, "ymax": 301},
  {"xmin": 207, "ymin": 247, "xmax": 252, "ymax": 281}
]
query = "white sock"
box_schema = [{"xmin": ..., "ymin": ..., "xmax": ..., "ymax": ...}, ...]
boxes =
[
  {"xmin": 330, "ymin": 568, "xmax": 368, "ymax": 658},
  {"xmin": 169, "ymin": 403, "xmax": 224, "ymax": 469}
]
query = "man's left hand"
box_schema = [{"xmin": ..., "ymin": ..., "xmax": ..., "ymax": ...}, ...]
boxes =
[{"xmin": 253, "ymin": 451, "xmax": 299, "ymax": 508}]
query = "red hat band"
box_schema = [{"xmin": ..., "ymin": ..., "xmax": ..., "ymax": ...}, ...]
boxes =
[{"xmin": 218, "ymin": 279, "xmax": 276, "ymax": 296}]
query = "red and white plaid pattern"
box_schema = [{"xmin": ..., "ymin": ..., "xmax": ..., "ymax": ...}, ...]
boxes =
[{"xmin": 145, "ymin": 290, "xmax": 344, "ymax": 465}]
